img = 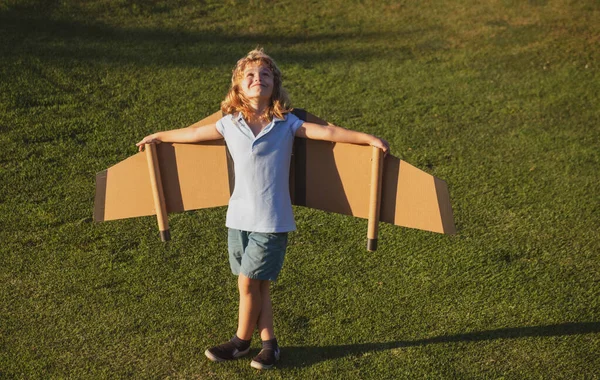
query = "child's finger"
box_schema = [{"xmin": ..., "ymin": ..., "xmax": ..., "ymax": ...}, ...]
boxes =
[
  {"xmin": 382, "ymin": 139, "xmax": 390, "ymax": 153},
  {"xmin": 377, "ymin": 139, "xmax": 389, "ymax": 152}
]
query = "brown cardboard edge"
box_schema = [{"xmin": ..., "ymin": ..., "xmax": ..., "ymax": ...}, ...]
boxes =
[
  {"xmin": 379, "ymin": 155, "xmax": 400, "ymax": 225},
  {"xmin": 434, "ymin": 177, "xmax": 457, "ymax": 234},
  {"xmin": 292, "ymin": 108, "xmax": 328, "ymax": 125},
  {"xmin": 290, "ymin": 108, "xmax": 322, "ymax": 207},
  {"xmin": 94, "ymin": 170, "xmax": 108, "ymax": 222},
  {"xmin": 291, "ymin": 108, "xmax": 307, "ymax": 122},
  {"xmin": 293, "ymin": 137, "xmax": 307, "ymax": 206},
  {"xmin": 225, "ymin": 144, "xmax": 235, "ymax": 196}
]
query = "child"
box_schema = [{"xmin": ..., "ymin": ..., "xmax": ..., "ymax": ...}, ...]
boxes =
[{"xmin": 136, "ymin": 48, "xmax": 389, "ymax": 370}]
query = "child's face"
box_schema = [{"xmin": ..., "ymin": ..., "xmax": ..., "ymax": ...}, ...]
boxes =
[{"xmin": 239, "ymin": 62, "xmax": 274, "ymax": 101}]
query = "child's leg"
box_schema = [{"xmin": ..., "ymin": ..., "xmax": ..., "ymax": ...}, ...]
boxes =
[
  {"xmin": 236, "ymin": 277, "xmax": 276, "ymax": 340},
  {"xmin": 236, "ymin": 274, "xmax": 263, "ymax": 340},
  {"xmin": 205, "ymin": 276, "xmax": 256, "ymax": 362},
  {"xmin": 251, "ymin": 280, "xmax": 280, "ymax": 370},
  {"xmin": 257, "ymin": 280, "xmax": 275, "ymax": 340}
]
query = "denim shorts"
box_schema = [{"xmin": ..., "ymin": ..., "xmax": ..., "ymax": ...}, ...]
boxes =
[{"xmin": 228, "ymin": 229, "xmax": 289, "ymax": 281}]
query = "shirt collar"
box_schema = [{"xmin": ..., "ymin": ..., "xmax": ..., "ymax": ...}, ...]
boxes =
[{"xmin": 235, "ymin": 112, "xmax": 285, "ymax": 124}]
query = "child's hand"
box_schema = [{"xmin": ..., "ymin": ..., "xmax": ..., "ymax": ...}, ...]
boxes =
[
  {"xmin": 136, "ymin": 134, "xmax": 161, "ymax": 152},
  {"xmin": 370, "ymin": 136, "xmax": 390, "ymax": 155}
]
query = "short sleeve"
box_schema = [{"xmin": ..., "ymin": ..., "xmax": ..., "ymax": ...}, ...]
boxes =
[
  {"xmin": 215, "ymin": 116, "xmax": 227, "ymax": 137},
  {"xmin": 286, "ymin": 113, "xmax": 304, "ymax": 135}
]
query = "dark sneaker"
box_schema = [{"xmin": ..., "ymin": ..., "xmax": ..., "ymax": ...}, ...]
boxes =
[
  {"xmin": 250, "ymin": 347, "xmax": 280, "ymax": 370},
  {"xmin": 205, "ymin": 341, "xmax": 250, "ymax": 362}
]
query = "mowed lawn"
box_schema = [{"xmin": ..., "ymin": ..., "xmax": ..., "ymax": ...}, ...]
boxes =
[{"xmin": 1, "ymin": 0, "xmax": 599, "ymax": 378}]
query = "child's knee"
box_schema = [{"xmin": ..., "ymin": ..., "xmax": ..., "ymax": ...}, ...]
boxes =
[
  {"xmin": 260, "ymin": 280, "xmax": 270, "ymax": 294},
  {"xmin": 238, "ymin": 274, "xmax": 262, "ymax": 293}
]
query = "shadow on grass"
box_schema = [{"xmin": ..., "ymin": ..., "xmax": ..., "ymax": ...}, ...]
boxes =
[
  {"xmin": 0, "ymin": 9, "xmax": 432, "ymax": 69},
  {"xmin": 278, "ymin": 322, "xmax": 600, "ymax": 368}
]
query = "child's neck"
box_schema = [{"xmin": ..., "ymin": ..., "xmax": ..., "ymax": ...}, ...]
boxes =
[
  {"xmin": 247, "ymin": 98, "xmax": 270, "ymax": 121},
  {"xmin": 244, "ymin": 100, "xmax": 272, "ymax": 137}
]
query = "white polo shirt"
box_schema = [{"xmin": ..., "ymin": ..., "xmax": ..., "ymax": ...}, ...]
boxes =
[{"xmin": 215, "ymin": 112, "xmax": 304, "ymax": 233}]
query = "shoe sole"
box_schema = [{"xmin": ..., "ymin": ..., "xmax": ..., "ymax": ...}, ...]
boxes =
[
  {"xmin": 204, "ymin": 347, "xmax": 250, "ymax": 362},
  {"xmin": 250, "ymin": 350, "xmax": 280, "ymax": 370},
  {"xmin": 250, "ymin": 360, "xmax": 273, "ymax": 370}
]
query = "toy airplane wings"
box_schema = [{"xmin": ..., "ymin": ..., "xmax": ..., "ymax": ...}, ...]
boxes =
[{"xmin": 94, "ymin": 109, "xmax": 455, "ymax": 251}]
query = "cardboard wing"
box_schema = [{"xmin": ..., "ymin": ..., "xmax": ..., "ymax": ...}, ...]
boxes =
[
  {"xmin": 94, "ymin": 111, "xmax": 231, "ymax": 240},
  {"xmin": 289, "ymin": 109, "xmax": 456, "ymax": 242},
  {"xmin": 94, "ymin": 109, "xmax": 455, "ymax": 249}
]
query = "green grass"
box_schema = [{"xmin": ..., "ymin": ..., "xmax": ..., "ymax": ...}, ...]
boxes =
[{"xmin": 1, "ymin": 0, "xmax": 599, "ymax": 378}]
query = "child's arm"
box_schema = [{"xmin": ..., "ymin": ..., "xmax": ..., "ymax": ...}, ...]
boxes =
[
  {"xmin": 296, "ymin": 122, "xmax": 390, "ymax": 153},
  {"xmin": 136, "ymin": 122, "xmax": 222, "ymax": 152}
]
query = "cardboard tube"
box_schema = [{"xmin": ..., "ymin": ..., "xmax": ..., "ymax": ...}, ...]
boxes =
[
  {"xmin": 367, "ymin": 147, "xmax": 384, "ymax": 251},
  {"xmin": 145, "ymin": 143, "xmax": 170, "ymax": 241}
]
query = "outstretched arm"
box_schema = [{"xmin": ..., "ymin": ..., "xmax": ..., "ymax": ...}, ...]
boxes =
[
  {"xmin": 295, "ymin": 122, "xmax": 390, "ymax": 153},
  {"xmin": 136, "ymin": 122, "xmax": 223, "ymax": 152}
]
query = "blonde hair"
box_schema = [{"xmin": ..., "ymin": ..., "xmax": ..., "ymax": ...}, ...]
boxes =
[{"xmin": 221, "ymin": 48, "xmax": 292, "ymax": 121}]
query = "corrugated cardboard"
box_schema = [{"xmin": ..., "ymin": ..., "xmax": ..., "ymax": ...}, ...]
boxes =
[{"xmin": 94, "ymin": 109, "xmax": 456, "ymax": 242}]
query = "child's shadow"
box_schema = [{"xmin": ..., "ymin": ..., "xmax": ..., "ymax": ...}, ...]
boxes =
[{"xmin": 276, "ymin": 322, "xmax": 600, "ymax": 368}]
